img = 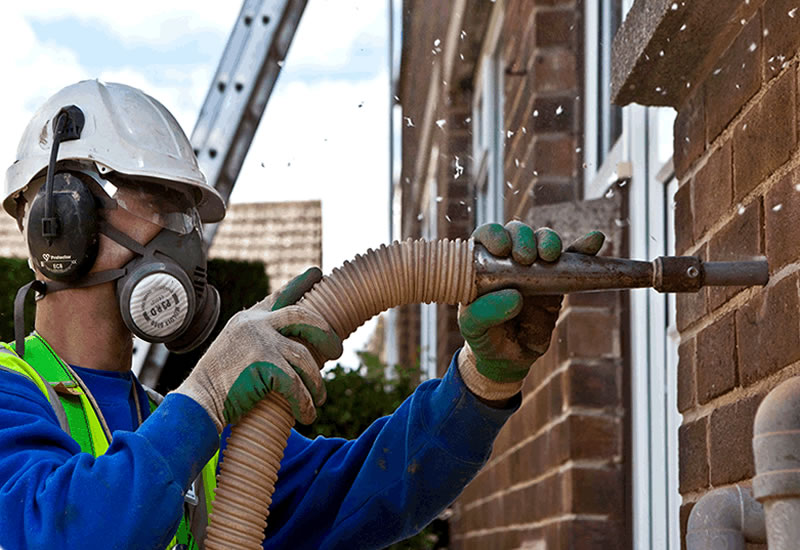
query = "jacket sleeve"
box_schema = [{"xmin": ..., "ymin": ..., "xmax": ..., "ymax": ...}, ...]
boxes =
[
  {"xmin": 246, "ymin": 349, "xmax": 520, "ymax": 550},
  {"xmin": 0, "ymin": 368, "xmax": 219, "ymax": 550}
]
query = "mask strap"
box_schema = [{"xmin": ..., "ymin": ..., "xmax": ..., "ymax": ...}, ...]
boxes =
[
  {"xmin": 97, "ymin": 220, "xmax": 148, "ymax": 257},
  {"xmin": 13, "ymin": 269, "xmax": 127, "ymax": 358},
  {"xmin": 14, "ymin": 281, "xmax": 45, "ymax": 358}
]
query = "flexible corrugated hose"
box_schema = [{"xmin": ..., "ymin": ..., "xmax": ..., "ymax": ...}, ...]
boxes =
[{"xmin": 203, "ymin": 237, "xmax": 769, "ymax": 549}]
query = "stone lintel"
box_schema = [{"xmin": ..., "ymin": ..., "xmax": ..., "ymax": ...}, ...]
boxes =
[{"xmin": 612, "ymin": 0, "xmax": 762, "ymax": 108}]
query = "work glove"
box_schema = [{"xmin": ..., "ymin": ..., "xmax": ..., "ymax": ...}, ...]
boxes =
[
  {"xmin": 458, "ymin": 222, "xmax": 605, "ymax": 402},
  {"xmin": 174, "ymin": 267, "xmax": 342, "ymax": 433}
]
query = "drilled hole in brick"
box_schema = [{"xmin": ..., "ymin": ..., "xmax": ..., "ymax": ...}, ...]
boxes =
[
  {"xmin": 209, "ymin": 149, "xmax": 217, "ymax": 159},
  {"xmin": 244, "ymin": 15, "xmax": 253, "ymax": 26},
  {"xmin": 262, "ymin": 15, "xmax": 271, "ymax": 25},
  {"xmin": 217, "ymin": 81, "xmax": 226, "ymax": 92},
  {"xmin": 235, "ymin": 82, "xmax": 244, "ymax": 92}
]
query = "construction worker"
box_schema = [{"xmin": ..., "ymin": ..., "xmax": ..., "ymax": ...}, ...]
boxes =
[{"xmin": 0, "ymin": 80, "xmax": 604, "ymax": 549}]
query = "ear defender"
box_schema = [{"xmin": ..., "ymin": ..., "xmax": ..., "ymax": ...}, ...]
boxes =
[
  {"xmin": 25, "ymin": 105, "xmax": 97, "ymax": 282},
  {"xmin": 26, "ymin": 172, "xmax": 99, "ymax": 281}
]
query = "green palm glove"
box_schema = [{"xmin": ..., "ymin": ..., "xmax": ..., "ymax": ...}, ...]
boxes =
[
  {"xmin": 173, "ymin": 267, "xmax": 342, "ymax": 432},
  {"xmin": 458, "ymin": 222, "xmax": 605, "ymax": 401}
]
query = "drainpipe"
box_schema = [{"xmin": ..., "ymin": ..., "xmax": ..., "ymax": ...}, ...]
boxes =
[
  {"xmin": 686, "ymin": 485, "xmax": 766, "ymax": 550},
  {"xmin": 753, "ymin": 376, "xmax": 800, "ymax": 549}
]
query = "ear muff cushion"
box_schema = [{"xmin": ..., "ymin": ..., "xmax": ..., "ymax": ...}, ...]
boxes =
[{"xmin": 26, "ymin": 172, "xmax": 98, "ymax": 282}]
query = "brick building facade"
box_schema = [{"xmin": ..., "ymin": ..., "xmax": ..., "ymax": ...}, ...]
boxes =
[
  {"xmin": 391, "ymin": 0, "xmax": 800, "ymax": 547},
  {"xmin": 392, "ymin": 1, "xmax": 631, "ymax": 548},
  {"xmin": 613, "ymin": 1, "xmax": 800, "ymax": 549}
]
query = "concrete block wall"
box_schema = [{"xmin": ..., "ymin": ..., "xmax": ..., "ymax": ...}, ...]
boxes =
[{"xmin": 671, "ymin": 2, "xmax": 800, "ymax": 547}]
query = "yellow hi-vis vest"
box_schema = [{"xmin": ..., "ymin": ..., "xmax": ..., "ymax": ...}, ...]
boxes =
[{"xmin": 0, "ymin": 333, "xmax": 218, "ymax": 550}]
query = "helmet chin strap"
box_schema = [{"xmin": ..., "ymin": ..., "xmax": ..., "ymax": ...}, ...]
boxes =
[{"xmin": 13, "ymin": 220, "xmax": 144, "ymax": 358}]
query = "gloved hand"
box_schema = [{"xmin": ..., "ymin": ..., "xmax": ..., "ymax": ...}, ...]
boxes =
[
  {"xmin": 173, "ymin": 267, "xmax": 342, "ymax": 433},
  {"xmin": 458, "ymin": 222, "xmax": 605, "ymax": 402}
]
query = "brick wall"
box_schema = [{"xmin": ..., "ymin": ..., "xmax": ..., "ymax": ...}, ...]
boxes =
[
  {"xmin": 397, "ymin": 1, "xmax": 629, "ymax": 548},
  {"xmin": 672, "ymin": 2, "xmax": 800, "ymax": 547}
]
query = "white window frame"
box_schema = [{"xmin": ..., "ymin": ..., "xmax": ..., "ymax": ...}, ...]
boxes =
[
  {"xmin": 419, "ymin": 144, "xmax": 440, "ymax": 380},
  {"xmin": 473, "ymin": 1, "xmax": 505, "ymax": 225},
  {"xmin": 627, "ymin": 104, "xmax": 680, "ymax": 550},
  {"xmin": 583, "ymin": 0, "xmax": 624, "ymax": 199}
]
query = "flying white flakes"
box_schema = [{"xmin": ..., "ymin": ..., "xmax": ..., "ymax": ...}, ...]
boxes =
[
  {"xmin": 507, "ymin": 130, "xmax": 514, "ymax": 138},
  {"xmin": 749, "ymin": 42, "xmax": 758, "ymax": 52},
  {"xmin": 445, "ymin": 215, "xmax": 452, "ymax": 222},
  {"xmin": 773, "ymin": 203, "xmax": 783, "ymax": 212},
  {"xmin": 680, "ymin": 23, "xmax": 687, "ymax": 31},
  {"xmin": 555, "ymin": 105, "xmax": 564, "ymax": 115},
  {"xmin": 506, "ymin": 181, "xmax": 513, "ymax": 189},
  {"xmin": 460, "ymin": 30, "xmax": 467, "ymax": 40},
  {"xmin": 790, "ymin": 7, "xmax": 798, "ymax": 18},
  {"xmin": 533, "ymin": 109, "xmax": 539, "ymax": 117},
  {"xmin": 417, "ymin": 212, "xmax": 424, "ymax": 221},
  {"xmin": 605, "ymin": 188, "xmax": 615, "ymax": 199},
  {"xmin": 405, "ymin": 117, "xmax": 415, "ymax": 127},
  {"xmin": 764, "ymin": 28, "xmax": 770, "ymax": 37},
  {"xmin": 795, "ymin": 183, "xmax": 800, "ymax": 192},
  {"xmin": 737, "ymin": 204, "xmax": 746, "ymax": 215},
  {"xmin": 454, "ymin": 156, "xmax": 464, "ymax": 179},
  {"xmin": 671, "ymin": 2, "xmax": 678, "ymax": 9},
  {"xmin": 434, "ymin": 38, "xmax": 441, "ymax": 47},
  {"xmin": 436, "ymin": 119, "xmax": 446, "ymax": 128},
  {"xmin": 436, "ymin": 196, "xmax": 443, "ymax": 203}
]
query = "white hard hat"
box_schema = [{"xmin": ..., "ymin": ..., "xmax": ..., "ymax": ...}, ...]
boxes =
[{"xmin": 4, "ymin": 79, "xmax": 225, "ymax": 223}]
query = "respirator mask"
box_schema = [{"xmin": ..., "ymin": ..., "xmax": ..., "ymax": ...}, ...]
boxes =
[{"xmin": 13, "ymin": 106, "xmax": 220, "ymax": 358}]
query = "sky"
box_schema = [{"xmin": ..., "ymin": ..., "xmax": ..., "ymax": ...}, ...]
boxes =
[{"xmin": 0, "ymin": 1, "xmax": 391, "ymax": 368}]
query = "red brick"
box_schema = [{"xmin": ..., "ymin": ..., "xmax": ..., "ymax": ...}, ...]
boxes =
[
  {"xmin": 708, "ymin": 393, "xmax": 762, "ymax": 484},
  {"xmin": 535, "ymin": 9, "xmax": 575, "ymax": 48},
  {"xmin": 678, "ymin": 338, "xmax": 696, "ymax": 413},
  {"xmin": 556, "ymin": 519, "xmax": 622, "ymax": 550},
  {"xmin": 533, "ymin": 49, "xmax": 577, "ymax": 92},
  {"xmin": 681, "ymin": 502, "xmax": 694, "ymax": 550},
  {"xmin": 764, "ymin": 0, "xmax": 800, "ymax": 80},
  {"xmin": 531, "ymin": 96, "xmax": 577, "ymax": 133},
  {"xmin": 736, "ymin": 273, "xmax": 800, "ymax": 385},
  {"xmin": 696, "ymin": 311, "xmax": 737, "ymax": 403},
  {"xmin": 529, "ymin": 181, "xmax": 575, "ymax": 205},
  {"xmin": 533, "ymin": 136, "xmax": 576, "ymax": 178},
  {"xmin": 565, "ymin": 291, "xmax": 618, "ymax": 309},
  {"xmin": 563, "ymin": 467, "xmax": 622, "ymax": 516},
  {"xmin": 564, "ymin": 361, "xmax": 619, "ymax": 409},
  {"xmin": 707, "ymin": 198, "xmax": 763, "ymax": 310},
  {"xmin": 558, "ymin": 310, "xmax": 617, "ymax": 359},
  {"xmin": 674, "ymin": 179, "xmax": 694, "ymax": 255},
  {"xmin": 692, "ymin": 141, "xmax": 732, "ymax": 240},
  {"xmin": 733, "ymin": 65, "xmax": 796, "ymax": 200},
  {"xmin": 766, "ymin": 164, "xmax": 800, "ymax": 271},
  {"xmin": 679, "ymin": 418, "xmax": 709, "ymax": 493},
  {"xmin": 674, "ymin": 88, "xmax": 706, "ymax": 179},
  {"xmin": 554, "ymin": 415, "xmax": 620, "ymax": 463},
  {"xmin": 705, "ymin": 14, "xmax": 762, "ymax": 141}
]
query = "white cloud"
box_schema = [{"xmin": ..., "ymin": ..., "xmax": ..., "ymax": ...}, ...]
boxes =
[{"xmin": 12, "ymin": 2, "xmax": 239, "ymax": 46}]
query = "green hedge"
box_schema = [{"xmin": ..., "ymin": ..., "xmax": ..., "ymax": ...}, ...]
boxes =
[{"xmin": 0, "ymin": 258, "xmax": 36, "ymax": 343}]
